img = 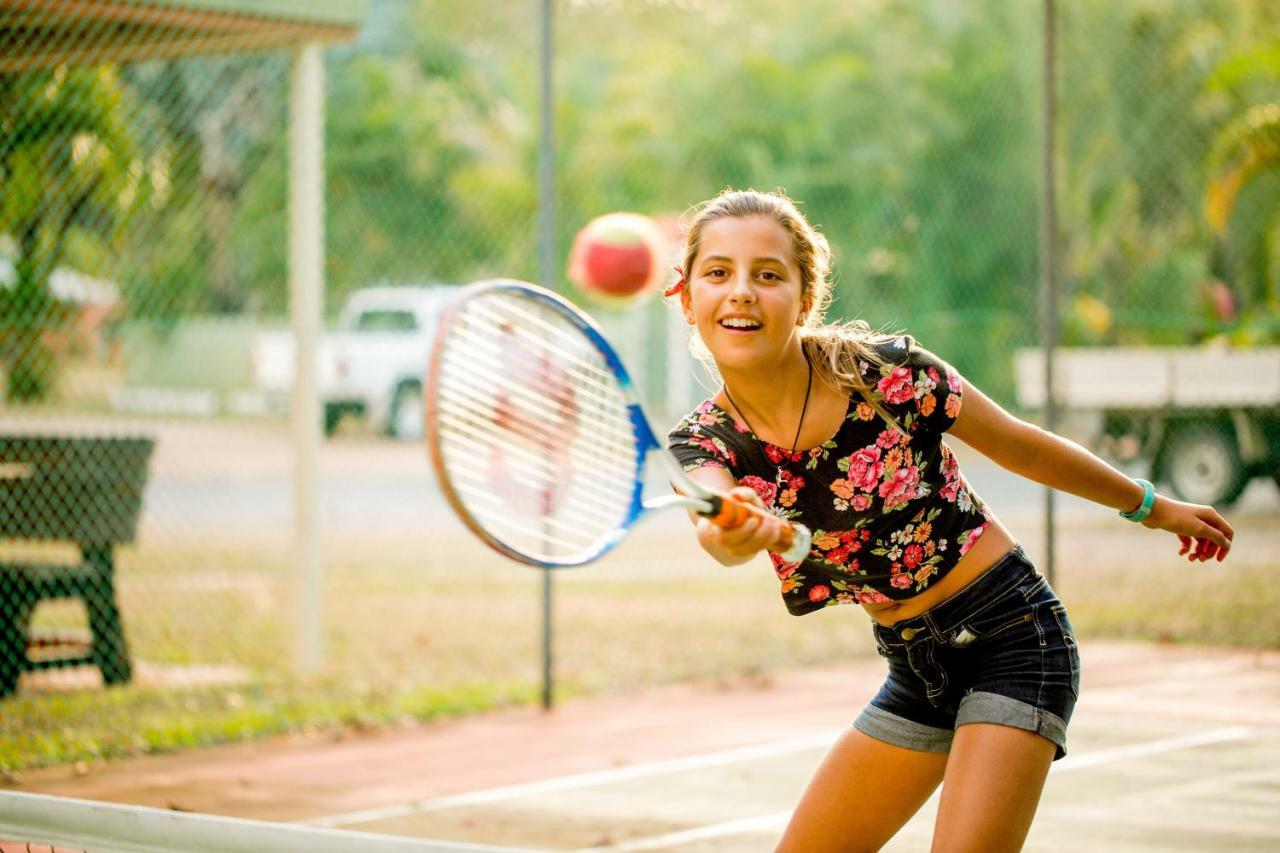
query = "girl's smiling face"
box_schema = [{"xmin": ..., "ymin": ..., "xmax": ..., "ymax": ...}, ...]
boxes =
[{"xmin": 682, "ymin": 215, "xmax": 810, "ymax": 372}]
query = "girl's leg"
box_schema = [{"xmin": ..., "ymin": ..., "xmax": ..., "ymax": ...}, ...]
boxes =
[
  {"xmin": 930, "ymin": 723, "xmax": 1056, "ymax": 853},
  {"xmin": 776, "ymin": 727, "xmax": 949, "ymax": 853}
]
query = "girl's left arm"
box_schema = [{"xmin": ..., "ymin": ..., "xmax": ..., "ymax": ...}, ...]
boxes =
[{"xmin": 948, "ymin": 378, "xmax": 1234, "ymax": 563}]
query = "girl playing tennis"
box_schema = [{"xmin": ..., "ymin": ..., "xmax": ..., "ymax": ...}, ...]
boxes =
[{"xmin": 666, "ymin": 188, "xmax": 1234, "ymax": 851}]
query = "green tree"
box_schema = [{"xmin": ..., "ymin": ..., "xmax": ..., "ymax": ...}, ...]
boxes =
[
  {"xmin": 0, "ymin": 67, "xmax": 135, "ymax": 401},
  {"xmin": 1206, "ymin": 29, "xmax": 1280, "ymax": 342}
]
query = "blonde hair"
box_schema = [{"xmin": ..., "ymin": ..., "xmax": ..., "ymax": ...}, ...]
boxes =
[{"xmin": 678, "ymin": 188, "xmax": 905, "ymax": 432}]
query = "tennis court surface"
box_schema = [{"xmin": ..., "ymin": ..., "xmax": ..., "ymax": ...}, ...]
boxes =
[{"xmin": 6, "ymin": 639, "xmax": 1278, "ymax": 851}]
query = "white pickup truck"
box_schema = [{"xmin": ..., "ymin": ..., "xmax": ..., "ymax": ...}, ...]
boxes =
[
  {"xmin": 252, "ymin": 285, "xmax": 456, "ymax": 439},
  {"xmin": 1014, "ymin": 347, "xmax": 1280, "ymax": 508}
]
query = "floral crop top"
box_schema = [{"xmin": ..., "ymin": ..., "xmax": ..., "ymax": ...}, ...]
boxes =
[{"xmin": 667, "ymin": 335, "xmax": 993, "ymax": 616}]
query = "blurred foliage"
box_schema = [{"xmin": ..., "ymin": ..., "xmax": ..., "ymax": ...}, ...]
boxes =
[
  {"xmin": 2, "ymin": 0, "xmax": 1278, "ymax": 401},
  {"xmin": 0, "ymin": 68, "xmax": 135, "ymax": 400}
]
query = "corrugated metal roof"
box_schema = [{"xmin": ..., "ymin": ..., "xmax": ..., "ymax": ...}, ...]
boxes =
[{"xmin": 0, "ymin": 0, "xmax": 366, "ymax": 72}]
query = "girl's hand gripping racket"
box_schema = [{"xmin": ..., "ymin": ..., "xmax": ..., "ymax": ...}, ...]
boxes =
[{"xmin": 425, "ymin": 279, "xmax": 812, "ymax": 569}]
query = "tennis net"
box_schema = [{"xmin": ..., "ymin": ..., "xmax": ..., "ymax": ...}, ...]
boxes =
[{"xmin": 0, "ymin": 791, "xmax": 533, "ymax": 853}]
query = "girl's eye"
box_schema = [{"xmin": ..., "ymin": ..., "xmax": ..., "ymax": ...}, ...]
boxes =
[
  {"xmin": 758, "ymin": 270, "xmax": 781, "ymax": 282},
  {"xmin": 706, "ymin": 268, "xmax": 728, "ymax": 279}
]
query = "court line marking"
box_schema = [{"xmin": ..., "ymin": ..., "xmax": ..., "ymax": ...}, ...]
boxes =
[
  {"xmin": 305, "ymin": 730, "xmax": 843, "ymax": 829},
  {"xmin": 582, "ymin": 725, "xmax": 1255, "ymax": 852}
]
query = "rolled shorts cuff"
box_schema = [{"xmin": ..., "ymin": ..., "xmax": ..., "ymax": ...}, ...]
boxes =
[
  {"xmin": 956, "ymin": 690, "xmax": 1069, "ymax": 759},
  {"xmin": 854, "ymin": 703, "xmax": 953, "ymax": 754}
]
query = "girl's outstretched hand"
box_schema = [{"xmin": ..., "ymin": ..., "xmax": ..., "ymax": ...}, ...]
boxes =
[
  {"xmin": 698, "ymin": 485, "xmax": 789, "ymax": 560},
  {"xmin": 1140, "ymin": 495, "xmax": 1234, "ymax": 562}
]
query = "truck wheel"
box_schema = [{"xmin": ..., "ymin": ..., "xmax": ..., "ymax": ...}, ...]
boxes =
[
  {"xmin": 390, "ymin": 381, "xmax": 424, "ymax": 440},
  {"xmin": 1162, "ymin": 423, "xmax": 1248, "ymax": 507}
]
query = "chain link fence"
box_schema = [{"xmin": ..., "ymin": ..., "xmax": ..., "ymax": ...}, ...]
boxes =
[{"xmin": 1, "ymin": 0, "xmax": 1277, "ymax": 774}]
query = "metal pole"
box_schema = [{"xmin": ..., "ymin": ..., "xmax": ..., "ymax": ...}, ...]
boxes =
[
  {"xmin": 1040, "ymin": 0, "xmax": 1058, "ymax": 586},
  {"xmin": 289, "ymin": 44, "xmax": 325, "ymax": 673},
  {"xmin": 537, "ymin": 0, "xmax": 557, "ymax": 710}
]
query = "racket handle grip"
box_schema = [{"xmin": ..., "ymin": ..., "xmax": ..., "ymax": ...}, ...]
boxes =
[{"xmin": 705, "ymin": 494, "xmax": 813, "ymax": 564}]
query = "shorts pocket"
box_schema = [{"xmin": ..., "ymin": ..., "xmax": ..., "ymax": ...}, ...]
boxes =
[
  {"xmin": 1050, "ymin": 603, "xmax": 1077, "ymax": 647},
  {"xmin": 947, "ymin": 598, "xmax": 1036, "ymax": 648},
  {"xmin": 1048, "ymin": 603, "xmax": 1082, "ymax": 698}
]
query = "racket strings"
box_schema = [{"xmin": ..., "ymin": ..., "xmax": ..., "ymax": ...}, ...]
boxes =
[
  {"xmin": 431, "ymin": 414, "xmax": 632, "ymax": 530},
  {"xmin": 449, "ymin": 321, "xmax": 638, "ymax": 426},
  {"xmin": 432, "ymin": 291, "xmax": 641, "ymax": 562},
  {"xmin": 435, "ymin": 371, "xmax": 636, "ymax": 464}
]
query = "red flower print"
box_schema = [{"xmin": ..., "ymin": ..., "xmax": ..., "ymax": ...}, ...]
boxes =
[
  {"xmin": 733, "ymin": 419, "xmax": 751, "ymax": 434},
  {"xmin": 764, "ymin": 445, "xmax": 788, "ymax": 464},
  {"xmin": 959, "ymin": 521, "xmax": 990, "ymax": 556},
  {"xmin": 698, "ymin": 412, "xmax": 718, "ymax": 426},
  {"xmin": 891, "ymin": 573, "xmax": 913, "ymax": 590},
  {"xmin": 946, "ymin": 366, "xmax": 962, "ymax": 394},
  {"xmin": 877, "ymin": 366, "xmax": 915, "ymax": 404},
  {"xmin": 928, "ymin": 366, "xmax": 941, "ymax": 384},
  {"xmin": 903, "ymin": 543, "xmax": 924, "ymax": 569},
  {"xmin": 854, "ymin": 588, "xmax": 892, "ymax": 604},
  {"xmin": 738, "ymin": 475, "xmax": 777, "ymax": 507},
  {"xmin": 809, "ymin": 585, "xmax": 830, "ymax": 603},
  {"xmin": 879, "ymin": 465, "xmax": 920, "ymax": 507},
  {"xmin": 848, "ymin": 446, "xmax": 884, "ymax": 491},
  {"xmin": 876, "ymin": 429, "xmax": 898, "ymax": 449},
  {"xmin": 851, "ymin": 493, "xmax": 872, "ymax": 512},
  {"xmin": 940, "ymin": 478, "xmax": 961, "ymax": 502},
  {"xmin": 770, "ymin": 553, "xmax": 798, "ymax": 579}
]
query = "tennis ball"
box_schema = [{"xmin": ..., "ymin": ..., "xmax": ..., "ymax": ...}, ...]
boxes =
[{"xmin": 567, "ymin": 212, "xmax": 666, "ymax": 303}]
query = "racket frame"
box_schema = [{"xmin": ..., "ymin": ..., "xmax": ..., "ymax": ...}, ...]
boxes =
[{"xmin": 426, "ymin": 279, "xmax": 810, "ymax": 569}]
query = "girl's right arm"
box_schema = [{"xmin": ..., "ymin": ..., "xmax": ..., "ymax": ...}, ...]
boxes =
[{"xmin": 683, "ymin": 467, "xmax": 790, "ymax": 566}]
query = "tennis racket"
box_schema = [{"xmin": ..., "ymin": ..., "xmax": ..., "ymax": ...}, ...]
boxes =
[{"xmin": 425, "ymin": 279, "xmax": 812, "ymax": 569}]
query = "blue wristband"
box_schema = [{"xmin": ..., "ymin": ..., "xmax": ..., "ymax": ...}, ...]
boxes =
[{"xmin": 1119, "ymin": 478, "xmax": 1156, "ymax": 522}]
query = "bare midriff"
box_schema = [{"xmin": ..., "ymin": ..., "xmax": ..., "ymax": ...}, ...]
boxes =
[{"xmin": 861, "ymin": 515, "xmax": 1020, "ymax": 628}]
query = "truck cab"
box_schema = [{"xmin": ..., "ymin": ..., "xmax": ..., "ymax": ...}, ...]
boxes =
[{"xmin": 323, "ymin": 285, "xmax": 456, "ymax": 439}]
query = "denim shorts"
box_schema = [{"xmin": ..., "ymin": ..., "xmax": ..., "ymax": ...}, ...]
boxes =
[{"xmin": 854, "ymin": 544, "xmax": 1081, "ymax": 759}]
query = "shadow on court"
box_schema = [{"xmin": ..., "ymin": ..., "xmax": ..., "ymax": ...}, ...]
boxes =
[{"xmin": 14, "ymin": 640, "xmax": 1280, "ymax": 852}]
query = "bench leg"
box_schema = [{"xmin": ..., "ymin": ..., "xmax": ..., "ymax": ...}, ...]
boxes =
[
  {"xmin": 0, "ymin": 578, "xmax": 28, "ymax": 698},
  {"xmin": 83, "ymin": 548, "xmax": 132, "ymax": 686}
]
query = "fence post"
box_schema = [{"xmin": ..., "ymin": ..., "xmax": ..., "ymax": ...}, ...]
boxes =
[
  {"xmin": 537, "ymin": 0, "xmax": 558, "ymax": 711},
  {"xmin": 290, "ymin": 42, "xmax": 325, "ymax": 674},
  {"xmin": 1040, "ymin": 0, "xmax": 1059, "ymax": 586}
]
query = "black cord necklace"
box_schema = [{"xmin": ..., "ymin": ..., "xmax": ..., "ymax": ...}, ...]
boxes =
[{"xmin": 723, "ymin": 353, "xmax": 813, "ymax": 455}]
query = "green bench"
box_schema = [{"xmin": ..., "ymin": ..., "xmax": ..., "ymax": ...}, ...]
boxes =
[{"xmin": 0, "ymin": 436, "xmax": 154, "ymax": 698}]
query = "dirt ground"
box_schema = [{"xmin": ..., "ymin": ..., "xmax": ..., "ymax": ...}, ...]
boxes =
[{"xmin": 8, "ymin": 639, "xmax": 1280, "ymax": 852}]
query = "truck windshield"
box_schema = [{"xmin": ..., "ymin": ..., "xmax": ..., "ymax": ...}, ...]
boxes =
[{"xmin": 353, "ymin": 310, "xmax": 418, "ymax": 332}]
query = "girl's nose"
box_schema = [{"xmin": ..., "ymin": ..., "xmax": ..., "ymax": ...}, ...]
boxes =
[{"xmin": 728, "ymin": 272, "xmax": 755, "ymax": 302}]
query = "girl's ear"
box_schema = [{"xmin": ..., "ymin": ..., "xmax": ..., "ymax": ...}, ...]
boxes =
[
  {"xmin": 798, "ymin": 292, "xmax": 814, "ymax": 325},
  {"xmin": 681, "ymin": 287, "xmax": 695, "ymax": 325}
]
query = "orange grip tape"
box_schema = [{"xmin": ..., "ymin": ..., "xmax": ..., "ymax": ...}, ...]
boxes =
[{"xmin": 710, "ymin": 495, "xmax": 794, "ymax": 550}]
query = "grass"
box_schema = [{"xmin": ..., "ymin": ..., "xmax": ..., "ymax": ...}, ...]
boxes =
[{"xmin": 2, "ymin": 515, "xmax": 1277, "ymax": 773}]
